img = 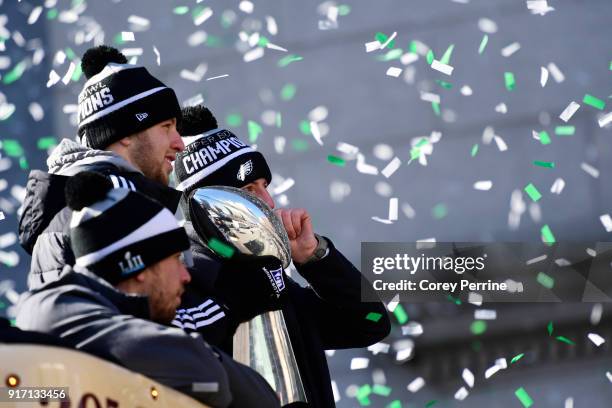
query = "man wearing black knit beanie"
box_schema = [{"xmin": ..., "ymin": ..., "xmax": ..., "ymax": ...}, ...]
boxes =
[
  {"xmin": 19, "ymin": 45, "xmax": 185, "ymax": 290},
  {"xmin": 172, "ymin": 105, "xmax": 392, "ymax": 408}
]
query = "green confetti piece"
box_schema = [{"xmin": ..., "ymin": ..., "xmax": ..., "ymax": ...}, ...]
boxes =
[
  {"xmin": 524, "ymin": 183, "xmax": 542, "ymax": 202},
  {"xmin": 432, "ymin": 203, "xmax": 447, "ymax": 219},
  {"xmin": 2, "ymin": 60, "xmax": 27, "ymax": 85},
  {"xmin": 375, "ymin": 32, "xmax": 395, "ymax": 49},
  {"xmin": 431, "ymin": 101, "xmax": 441, "ymax": 116},
  {"xmin": 609, "ymin": 61, "xmax": 612, "ymax": 71},
  {"xmin": 478, "ymin": 34, "xmax": 489, "ymax": 54},
  {"xmin": 409, "ymin": 40, "xmax": 418, "ymax": 54},
  {"xmin": 65, "ymin": 47, "xmax": 76, "ymax": 61},
  {"xmin": 205, "ymin": 35, "xmax": 223, "ymax": 47},
  {"xmin": 19, "ymin": 156, "xmax": 29, "ymax": 170},
  {"xmin": 356, "ymin": 384, "xmax": 372, "ymax": 405},
  {"xmin": 365, "ymin": 312, "xmax": 383, "ymax": 322},
  {"xmin": 0, "ymin": 300, "xmax": 5, "ymax": 309},
  {"xmin": 515, "ymin": 387, "xmax": 533, "ymax": 408},
  {"xmin": 583, "ymin": 94, "xmax": 606, "ymax": 110},
  {"xmin": 113, "ymin": 32, "xmax": 125, "ymax": 46},
  {"xmin": 439, "ymin": 44, "xmax": 454, "ymax": 65},
  {"xmin": 425, "ymin": 400, "xmax": 437, "ymax": 408},
  {"xmin": 247, "ymin": 120, "xmax": 262, "ymax": 143},
  {"xmin": 328, "ymin": 155, "xmax": 346, "ymax": 167},
  {"xmin": 9, "ymin": 319, "xmax": 16, "ymax": 327},
  {"xmin": 547, "ymin": 321, "xmax": 554, "ymax": 336},
  {"xmin": 257, "ymin": 36, "xmax": 270, "ymax": 48},
  {"xmin": 191, "ymin": 5, "xmax": 205, "ymax": 19},
  {"xmin": 71, "ymin": 63, "xmax": 83, "ymax": 82},
  {"xmin": 556, "ymin": 336, "xmax": 575, "ymax": 345},
  {"xmin": 447, "ymin": 294, "xmax": 462, "ymax": 305},
  {"xmin": 539, "ymin": 130, "xmax": 551, "ymax": 145},
  {"xmin": 299, "ymin": 120, "xmax": 311, "ymax": 135},
  {"xmin": 387, "ymin": 401, "xmax": 402, "ymax": 408},
  {"xmin": 292, "ymin": 139, "xmax": 309, "ymax": 151},
  {"xmin": 280, "ymin": 84, "xmax": 297, "ymax": 101},
  {"xmin": 372, "ymin": 384, "xmax": 392, "ymax": 397},
  {"xmin": 393, "ymin": 304, "xmax": 409, "ymax": 324},
  {"xmin": 504, "ymin": 72, "xmax": 516, "ymax": 91},
  {"xmin": 37, "ymin": 137, "xmax": 57, "ymax": 150},
  {"xmin": 275, "ymin": 112, "xmax": 282, "ymax": 128},
  {"xmin": 278, "ymin": 54, "xmax": 303, "ymax": 68},
  {"xmin": 338, "ymin": 4, "xmax": 351, "ymax": 16},
  {"xmin": 541, "ymin": 224, "xmax": 556, "ymax": 245},
  {"xmin": 533, "ymin": 160, "xmax": 555, "ymax": 168},
  {"xmin": 208, "ymin": 238, "xmax": 235, "ymax": 258},
  {"xmin": 511, "ymin": 353, "xmax": 525, "ymax": 364},
  {"xmin": 471, "ymin": 144, "xmax": 479, "ymax": 157},
  {"xmin": 435, "ymin": 80, "xmax": 453, "ymax": 89},
  {"xmin": 537, "ymin": 271, "xmax": 555, "ymax": 289},
  {"xmin": 47, "ymin": 8, "xmax": 58, "ymax": 20},
  {"xmin": 376, "ymin": 48, "xmax": 403, "ymax": 62},
  {"xmin": 72, "ymin": 0, "xmax": 85, "ymax": 6},
  {"xmin": 226, "ymin": 113, "xmax": 243, "ymax": 127},
  {"xmin": 173, "ymin": 6, "xmax": 190, "ymax": 15},
  {"xmin": 470, "ymin": 320, "xmax": 487, "ymax": 335},
  {"xmin": 426, "ymin": 50, "xmax": 434, "ymax": 65},
  {"xmin": 2, "ymin": 140, "xmax": 24, "ymax": 157},
  {"xmin": 555, "ymin": 126, "xmax": 575, "ymax": 136}
]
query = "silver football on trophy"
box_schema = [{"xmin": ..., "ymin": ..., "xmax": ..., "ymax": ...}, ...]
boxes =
[{"xmin": 189, "ymin": 186, "xmax": 292, "ymax": 268}]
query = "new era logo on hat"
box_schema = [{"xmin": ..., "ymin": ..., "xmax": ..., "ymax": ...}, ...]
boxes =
[{"xmin": 135, "ymin": 112, "xmax": 148, "ymax": 122}]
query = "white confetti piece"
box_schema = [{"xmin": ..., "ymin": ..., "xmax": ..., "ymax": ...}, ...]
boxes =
[
  {"xmin": 381, "ymin": 157, "xmax": 402, "ymax": 178},
  {"xmin": 400, "ymin": 52, "xmax": 418, "ymax": 65},
  {"xmin": 527, "ymin": 0, "xmax": 555, "ymax": 15},
  {"xmin": 401, "ymin": 322, "xmax": 423, "ymax": 336},
  {"xmin": 386, "ymin": 67, "xmax": 402, "ymax": 77},
  {"xmin": 420, "ymin": 92, "xmax": 440, "ymax": 104},
  {"xmin": 401, "ymin": 203, "xmax": 415, "ymax": 219},
  {"xmin": 180, "ymin": 63, "xmax": 207, "ymax": 82},
  {"xmin": 495, "ymin": 358, "xmax": 507, "ymax": 369},
  {"xmin": 474, "ymin": 180, "xmax": 493, "ymax": 191},
  {"xmin": 591, "ymin": 303, "xmax": 603, "ymax": 325},
  {"xmin": 581, "ymin": 162, "xmax": 599, "ymax": 179},
  {"xmin": 350, "ymin": 357, "xmax": 369, "ymax": 370},
  {"xmin": 206, "ymin": 74, "xmax": 229, "ymax": 81},
  {"xmin": 386, "ymin": 294, "xmax": 400, "ymax": 312},
  {"xmin": 128, "ymin": 15, "xmax": 150, "ymax": 29},
  {"xmin": 4, "ymin": 287, "xmax": 19, "ymax": 304},
  {"xmin": 46, "ymin": 70, "xmax": 60, "ymax": 87},
  {"xmin": 395, "ymin": 340, "xmax": 414, "ymax": 362},
  {"xmin": 482, "ymin": 126, "xmax": 495, "ymax": 144},
  {"xmin": 478, "ymin": 18, "xmax": 498, "ymax": 33},
  {"xmin": 356, "ymin": 154, "xmax": 378, "ymax": 175},
  {"xmin": 454, "ymin": 387, "xmax": 469, "ymax": 401},
  {"xmin": 61, "ymin": 62, "xmax": 75, "ymax": 85},
  {"xmin": 121, "ymin": 31, "xmax": 135, "ymax": 42},
  {"xmin": 468, "ymin": 292, "xmax": 483, "ymax": 306},
  {"xmin": 188, "ymin": 31, "xmax": 207, "ymax": 47},
  {"xmin": 367, "ymin": 342, "xmax": 390, "ymax": 355},
  {"xmin": 547, "ymin": 62, "xmax": 564, "ymax": 82},
  {"xmin": 0, "ymin": 232, "xmax": 16, "ymax": 248},
  {"xmin": 586, "ymin": 248, "xmax": 597, "ymax": 257},
  {"xmin": 606, "ymin": 372, "xmax": 612, "ymax": 383},
  {"xmin": 599, "ymin": 112, "xmax": 612, "ymax": 128},
  {"xmin": 565, "ymin": 397, "xmax": 574, "ymax": 408},
  {"xmin": 588, "ymin": 333, "xmax": 605, "ymax": 347},
  {"xmin": 526, "ymin": 254, "xmax": 547, "ymax": 265},
  {"xmin": 266, "ymin": 16, "xmax": 278, "ymax": 35},
  {"xmin": 375, "ymin": 181, "xmax": 392, "ymax": 197},
  {"xmin": 431, "ymin": 59, "xmax": 454, "ymax": 75},
  {"xmin": 494, "ymin": 135, "xmax": 507, "ymax": 151},
  {"xmin": 243, "ymin": 47, "xmax": 264, "ymax": 62},
  {"xmin": 485, "ymin": 363, "xmax": 502, "ymax": 379},
  {"xmin": 379, "ymin": 31, "xmax": 397, "ymax": 49},
  {"xmin": 365, "ymin": 41, "xmax": 382, "ymax": 53},
  {"xmin": 337, "ymin": 142, "xmax": 359, "ymax": 156},
  {"xmin": 373, "ymin": 144, "xmax": 393, "ymax": 160},
  {"xmin": 28, "ymin": 6, "xmax": 43, "ymax": 25},
  {"xmin": 407, "ymin": 377, "xmax": 425, "ymax": 393},
  {"xmin": 551, "ymin": 178, "xmax": 565, "ymax": 194},
  {"xmin": 560, "ymin": 101, "xmax": 580, "ymax": 122},
  {"xmin": 0, "ymin": 212, "xmax": 4, "ymax": 221},
  {"xmin": 152, "ymin": 46, "xmax": 161, "ymax": 66},
  {"xmin": 501, "ymin": 42, "xmax": 521, "ymax": 57},
  {"xmin": 600, "ymin": 214, "xmax": 612, "ymax": 232},
  {"xmin": 121, "ymin": 48, "xmax": 143, "ymax": 57},
  {"xmin": 371, "ymin": 217, "xmax": 393, "ymax": 225},
  {"xmin": 0, "ymin": 56, "xmax": 10, "ymax": 70},
  {"xmin": 239, "ymin": 0, "xmax": 254, "ymax": 14},
  {"xmin": 540, "ymin": 66, "xmax": 549, "ymax": 87},
  {"xmin": 495, "ymin": 103, "xmax": 507, "ymax": 114},
  {"xmin": 416, "ymin": 238, "xmax": 436, "ymax": 249},
  {"xmin": 460, "ymin": 85, "xmax": 473, "ymax": 96},
  {"xmin": 308, "ymin": 121, "xmax": 323, "ymax": 145},
  {"xmin": 272, "ymin": 178, "xmax": 295, "ymax": 195},
  {"xmin": 194, "ymin": 7, "xmax": 213, "ymax": 26},
  {"xmin": 28, "ymin": 102, "xmax": 44, "ymax": 121},
  {"xmin": 332, "ymin": 380, "xmax": 340, "ymax": 403},
  {"xmin": 555, "ymin": 258, "xmax": 571, "ymax": 267},
  {"xmin": 475, "ymin": 309, "xmax": 497, "ymax": 320},
  {"xmin": 462, "ymin": 368, "xmax": 475, "ymax": 388}
]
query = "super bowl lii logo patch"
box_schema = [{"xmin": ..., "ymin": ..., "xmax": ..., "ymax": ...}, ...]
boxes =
[{"xmin": 269, "ymin": 267, "xmax": 285, "ymax": 292}]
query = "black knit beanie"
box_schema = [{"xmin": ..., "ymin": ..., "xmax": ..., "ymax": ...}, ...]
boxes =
[
  {"xmin": 77, "ymin": 45, "xmax": 181, "ymax": 150},
  {"xmin": 66, "ymin": 171, "xmax": 190, "ymax": 284}
]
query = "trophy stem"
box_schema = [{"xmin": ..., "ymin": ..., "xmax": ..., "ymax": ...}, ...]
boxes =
[{"xmin": 233, "ymin": 310, "xmax": 308, "ymax": 405}]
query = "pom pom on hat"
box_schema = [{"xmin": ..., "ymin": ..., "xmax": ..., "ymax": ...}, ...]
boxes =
[
  {"xmin": 65, "ymin": 171, "xmax": 113, "ymax": 211},
  {"xmin": 81, "ymin": 45, "xmax": 128, "ymax": 79},
  {"xmin": 178, "ymin": 105, "xmax": 218, "ymax": 136}
]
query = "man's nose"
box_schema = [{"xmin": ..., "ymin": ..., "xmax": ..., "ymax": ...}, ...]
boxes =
[
  {"xmin": 181, "ymin": 266, "xmax": 191, "ymax": 284},
  {"xmin": 171, "ymin": 129, "xmax": 185, "ymax": 152}
]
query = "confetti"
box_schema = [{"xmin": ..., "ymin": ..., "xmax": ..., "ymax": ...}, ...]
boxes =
[
  {"xmin": 375, "ymin": 32, "xmax": 396, "ymax": 49},
  {"xmin": 511, "ymin": 353, "xmax": 525, "ymax": 363},
  {"xmin": 247, "ymin": 120, "xmax": 262, "ymax": 143},
  {"xmin": 208, "ymin": 238, "xmax": 235, "ymax": 258},
  {"xmin": 243, "ymin": 47, "xmax": 264, "ymax": 62},
  {"xmin": 193, "ymin": 7, "xmax": 213, "ymax": 26},
  {"xmin": 368, "ymin": 342, "xmax": 390, "ymax": 355},
  {"xmin": 425, "ymin": 400, "xmax": 437, "ymax": 408},
  {"xmin": 350, "ymin": 357, "xmax": 370, "ymax": 370},
  {"xmin": 598, "ymin": 112, "xmax": 612, "ymax": 128},
  {"xmin": 365, "ymin": 41, "xmax": 382, "ymax": 53},
  {"xmin": 462, "ymin": 368, "xmax": 475, "ymax": 388},
  {"xmin": 454, "ymin": 387, "xmax": 469, "ymax": 401},
  {"xmin": 547, "ymin": 321, "xmax": 554, "ymax": 336},
  {"xmin": 407, "ymin": 377, "xmax": 425, "ymax": 393},
  {"xmin": 381, "ymin": 158, "xmax": 402, "ymax": 178},
  {"xmin": 533, "ymin": 161, "xmax": 555, "ymax": 168},
  {"xmin": 581, "ymin": 162, "xmax": 599, "ymax": 178},
  {"xmin": 400, "ymin": 52, "xmax": 418, "ymax": 65},
  {"xmin": 470, "ymin": 320, "xmax": 487, "ymax": 335},
  {"xmin": 524, "ymin": 183, "xmax": 542, "ymax": 202},
  {"xmin": 600, "ymin": 214, "xmax": 612, "ymax": 232},
  {"xmin": 607, "ymin": 372, "xmax": 612, "ymax": 383},
  {"xmin": 536, "ymin": 272, "xmax": 554, "ymax": 289},
  {"xmin": 372, "ymin": 384, "xmax": 391, "ymax": 397},
  {"xmin": 468, "ymin": 292, "xmax": 483, "ymax": 306},
  {"xmin": 121, "ymin": 31, "xmax": 135, "ymax": 42},
  {"xmin": 3, "ymin": 60, "xmax": 27, "ymax": 85},
  {"xmin": 587, "ymin": 333, "xmax": 605, "ymax": 347},
  {"xmin": 379, "ymin": 32, "xmax": 397, "ymax": 50},
  {"xmin": 474, "ymin": 180, "xmax": 493, "ymax": 191},
  {"xmin": 495, "ymin": 103, "xmax": 508, "ymax": 114},
  {"xmin": 356, "ymin": 154, "xmax": 379, "ymax": 175},
  {"xmin": 559, "ymin": 101, "xmax": 580, "ymax": 122},
  {"xmin": 547, "ymin": 62, "xmax": 564, "ymax": 82},
  {"xmin": 470, "ymin": 144, "xmax": 479, "ymax": 157},
  {"xmin": 536, "ymin": 130, "xmax": 551, "ymax": 145},
  {"xmin": 461, "ymin": 85, "xmax": 473, "ymax": 96},
  {"xmin": 393, "ymin": 304, "xmax": 409, "ymax": 324},
  {"xmin": 401, "ymin": 322, "xmax": 423, "ymax": 336},
  {"xmin": 386, "ymin": 67, "xmax": 402, "ymax": 77},
  {"xmin": 239, "ymin": 1, "xmax": 254, "ymax": 14},
  {"xmin": 128, "ymin": 15, "xmax": 150, "ymax": 29},
  {"xmin": 431, "ymin": 60, "xmax": 454, "ymax": 76},
  {"xmin": 501, "ymin": 42, "xmax": 521, "ymax": 57},
  {"xmin": 420, "ymin": 92, "xmax": 440, "ymax": 104},
  {"xmin": 556, "ymin": 336, "xmax": 575, "ymax": 345},
  {"xmin": 515, "ymin": 387, "xmax": 534, "ymax": 408},
  {"xmin": 550, "ymin": 178, "xmax": 565, "ymax": 194},
  {"xmin": 386, "ymin": 294, "xmax": 400, "ymax": 312},
  {"xmin": 328, "ymin": 155, "xmax": 346, "ymax": 167},
  {"xmin": 366, "ymin": 312, "xmax": 383, "ymax": 322},
  {"xmin": 504, "ymin": 72, "xmax": 515, "ymax": 91},
  {"xmin": 540, "ymin": 66, "xmax": 549, "ymax": 87},
  {"xmin": 583, "ymin": 94, "xmax": 606, "ymax": 110},
  {"xmin": 173, "ymin": 6, "xmax": 190, "ymax": 15},
  {"xmin": 474, "ymin": 309, "xmax": 497, "ymax": 320},
  {"xmin": 541, "ymin": 224, "xmax": 556, "ymax": 244},
  {"xmin": 478, "ymin": 18, "xmax": 498, "ymax": 33},
  {"xmin": 555, "ymin": 126, "xmax": 575, "ymax": 136},
  {"xmin": 478, "ymin": 34, "xmax": 488, "ymax": 54},
  {"xmin": 278, "ymin": 54, "xmax": 303, "ymax": 67}
]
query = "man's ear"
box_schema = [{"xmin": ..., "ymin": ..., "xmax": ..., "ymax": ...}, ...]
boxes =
[{"xmin": 117, "ymin": 135, "xmax": 132, "ymax": 147}]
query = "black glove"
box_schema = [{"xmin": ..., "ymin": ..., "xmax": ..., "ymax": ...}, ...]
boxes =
[{"xmin": 214, "ymin": 255, "xmax": 289, "ymax": 323}]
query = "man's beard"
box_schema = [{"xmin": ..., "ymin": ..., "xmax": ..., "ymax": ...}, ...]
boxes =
[{"xmin": 131, "ymin": 136, "xmax": 168, "ymax": 185}]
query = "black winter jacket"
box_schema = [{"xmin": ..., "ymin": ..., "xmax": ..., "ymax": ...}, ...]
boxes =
[
  {"xmin": 174, "ymin": 221, "xmax": 391, "ymax": 407},
  {"xmin": 18, "ymin": 139, "xmax": 182, "ymax": 290}
]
